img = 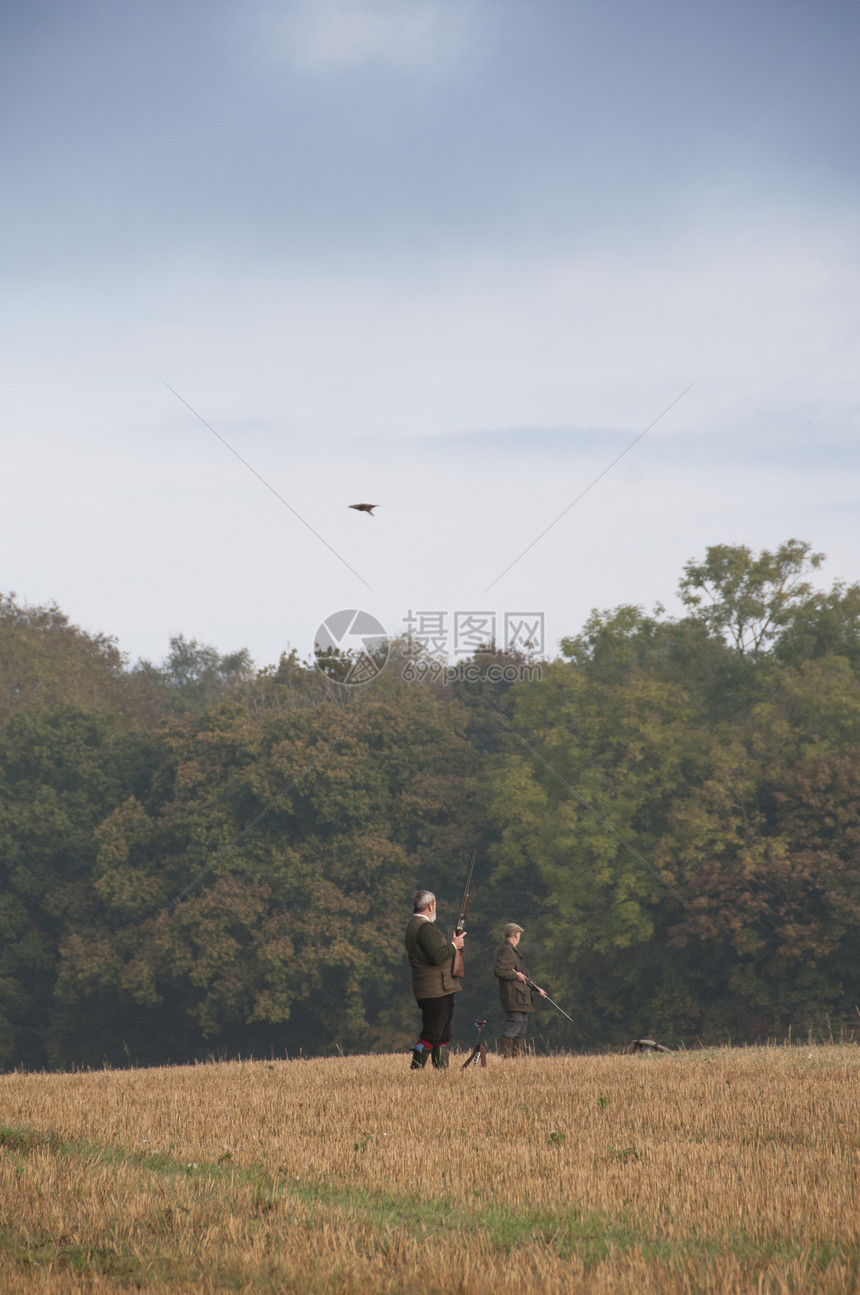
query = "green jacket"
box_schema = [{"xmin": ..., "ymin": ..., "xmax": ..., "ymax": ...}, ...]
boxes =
[
  {"xmin": 494, "ymin": 939, "xmax": 533, "ymax": 1012},
  {"xmin": 405, "ymin": 914, "xmax": 461, "ymax": 1000}
]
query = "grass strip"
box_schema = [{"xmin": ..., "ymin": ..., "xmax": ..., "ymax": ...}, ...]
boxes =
[
  {"xmin": 0, "ymin": 1223, "xmax": 166, "ymax": 1285},
  {"xmin": 2, "ymin": 1123, "xmax": 858, "ymax": 1283}
]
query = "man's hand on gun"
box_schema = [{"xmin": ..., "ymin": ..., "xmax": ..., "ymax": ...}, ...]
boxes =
[
  {"xmin": 452, "ymin": 930, "xmax": 465, "ymax": 950},
  {"xmin": 516, "ymin": 971, "xmax": 546, "ymax": 996}
]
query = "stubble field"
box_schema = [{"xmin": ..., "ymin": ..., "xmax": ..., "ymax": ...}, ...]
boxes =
[{"xmin": 1, "ymin": 1045, "xmax": 859, "ymax": 1293}]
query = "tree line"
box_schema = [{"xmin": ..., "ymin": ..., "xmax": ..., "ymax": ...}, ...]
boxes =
[{"xmin": 2, "ymin": 538, "xmax": 860, "ymax": 1070}]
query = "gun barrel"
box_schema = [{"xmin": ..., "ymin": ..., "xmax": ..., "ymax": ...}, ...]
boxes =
[
  {"xmin": 456, "ymin": 848, "xmax": 477, "ymax": 932},
  {"xmin": 526, "ymin": 977, "xmax": 575, "ymax": 1026}
]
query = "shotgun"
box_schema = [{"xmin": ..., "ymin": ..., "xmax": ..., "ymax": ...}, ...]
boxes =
[
  {"xmin": 525, "ymin": 976, "xmax": 575, "ymax": 1024},
  {"xmin": 451, "ymin": 848, "xmax": 476, "ymax": 979}
]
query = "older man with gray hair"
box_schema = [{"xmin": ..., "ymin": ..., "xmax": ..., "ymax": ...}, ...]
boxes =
[
  {"xmin": 494, "ymin": 921, "xmax": 546, "ymax": 1057},
  {"xmin": 404, "ymin": 888, "xmax": 465, "ymax": 1070}
]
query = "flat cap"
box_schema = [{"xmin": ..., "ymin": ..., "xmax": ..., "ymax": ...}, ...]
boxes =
[{"xmin": 504, "ymin": 922, "xmax": 524, "ymax": 937}]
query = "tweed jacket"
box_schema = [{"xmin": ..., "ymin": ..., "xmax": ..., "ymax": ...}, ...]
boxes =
[
  {"xmin": 405, "ymin": 914, "xmax": 461, "ymax": 1000},
  {"xmin": 494, "ymin": 939, "xmax": 533, "ymax": 1012}
]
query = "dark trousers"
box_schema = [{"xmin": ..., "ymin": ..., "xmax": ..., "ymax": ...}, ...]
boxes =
[
  {"xmin": 416, "ymin": 994, "xmax": 455, "ymax": 1046},
  {"xmin": 502, "ymin": 1010, "xmax": 529, "ymax": 1039}
]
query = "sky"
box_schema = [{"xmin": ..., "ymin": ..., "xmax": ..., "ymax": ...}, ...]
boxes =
[{"xmin": 2, "ymin": 0, "xmax": 859, "ymax": 672}]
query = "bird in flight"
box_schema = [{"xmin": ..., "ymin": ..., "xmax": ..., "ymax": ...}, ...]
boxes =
[{"xmin": 349, "ymin": 503, "xmax": 379, "ymax": 515}]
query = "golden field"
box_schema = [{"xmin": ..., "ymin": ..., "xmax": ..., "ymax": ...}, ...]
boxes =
[{"xmin": 2, "ymin": 1045, "xmax": 859, "ymax": 1293}]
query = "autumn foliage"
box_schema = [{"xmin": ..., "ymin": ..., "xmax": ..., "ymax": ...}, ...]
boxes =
[{"xmin": 2, "ymin": 540, "xmax": 860, "ymax": 1070}]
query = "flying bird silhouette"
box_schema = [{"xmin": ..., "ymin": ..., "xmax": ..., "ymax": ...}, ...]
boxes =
[{"xmin": 349, "ymin": 503, "xmax": 379, "ymax": 515}]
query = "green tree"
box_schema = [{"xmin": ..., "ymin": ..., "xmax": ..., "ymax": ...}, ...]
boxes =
[
  {"xmin": 0, "ymin": 594, "xmax": 128, "ymax": 723},
  {"xmin": 132, "ymin": 635, "xmax": 255, "ymax": 715},
  {"xmin": 774, "ymin": 580, "xmax": 860, "ymax": 671},
  {"xmin": 484, "ymin": 541, "xmax": 860, "ymax": 1046},
  {"xmin": 0, "ymin": 704, "xmax": 138, "ymax": 1066},
  {"xmin": 483, "ymin": 653, "xmax": 708, "ymax": 1047},
  {"xmin": 51, "ymin": 676, "xmax": 482, "ymax": 1065},
  {"xmin": 679, "ymin": 538, "xmax": 824, "ymax": 658}
]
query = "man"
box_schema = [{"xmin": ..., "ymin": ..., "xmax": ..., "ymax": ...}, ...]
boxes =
[
  {"xmin": 405, "ymin": 889, "xmax": 465, "ymax": 1069},
  {"xmin": 494, "ymin": 922, "xmax": 546, "ymax": 1057}
]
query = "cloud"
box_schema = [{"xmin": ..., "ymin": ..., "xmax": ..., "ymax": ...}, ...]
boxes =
[
  {"xmin": 3, "ymin": 1, "xmax": 858, "ymax": 667},
  {"xmin": 259, "ymin": 0, "xmax": 472, "ymax": 74}
]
